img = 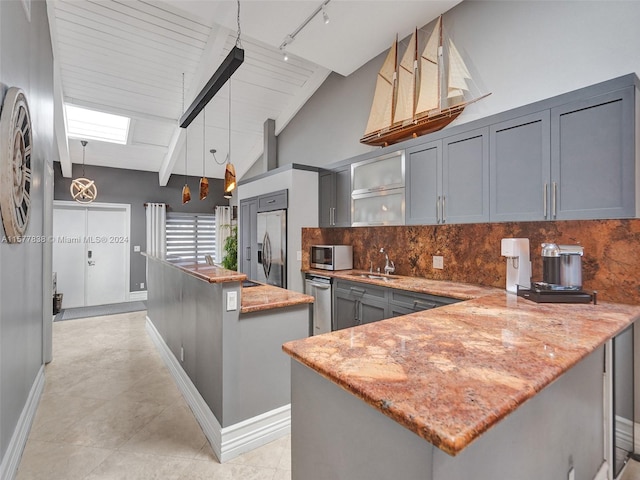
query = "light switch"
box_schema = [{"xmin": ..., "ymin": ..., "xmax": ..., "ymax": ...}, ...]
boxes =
[
  {"xmin": 296, "ymin": 250, "xmax": 302, "ymax": 261},
  {"xmin": 227, "ymin": 291, "xmax": 238, "ymax": 311},
  {"xmin": 433, "ymin": 256, "xmax": 444, "ymax": 269}
]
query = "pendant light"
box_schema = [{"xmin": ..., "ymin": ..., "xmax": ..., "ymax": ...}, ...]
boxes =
[
  {"xmin": 224, "ymin": 78, "xmax": 236, "ymax": 199},
  {"xmin": 181, "ymin": 73, "xmax": 191, "ymax": 204},
  {"xmin": 199, "ymin": 106, "xmax": 209, "ymax": 200},
  {"xmin": 70, "ymin": 140, "xmax": 98, "ymax": 203},
  {"xmin": 223, "ymin": 0, "xmax": 241, "ymax": 199}
]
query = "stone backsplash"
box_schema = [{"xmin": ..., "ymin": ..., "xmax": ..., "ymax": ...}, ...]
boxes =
[{"xmin": 302, "ymin": 219, "xmax": 640, "ymax": 304}]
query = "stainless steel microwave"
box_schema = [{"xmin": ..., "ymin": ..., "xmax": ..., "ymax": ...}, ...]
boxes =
[{"xmin": 310, "ymin": 245, "xmax": 353, "ymax": 271}]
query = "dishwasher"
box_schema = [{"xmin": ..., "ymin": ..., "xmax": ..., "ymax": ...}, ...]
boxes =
[{"xmin": 304, "ymin": 273, "xmax": 333, "ymax": 335}]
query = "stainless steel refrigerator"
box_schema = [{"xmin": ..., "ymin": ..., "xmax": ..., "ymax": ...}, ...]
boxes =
[{"xmin": 256, "ymin": 209, "xmax": 287, "ymax": 288}]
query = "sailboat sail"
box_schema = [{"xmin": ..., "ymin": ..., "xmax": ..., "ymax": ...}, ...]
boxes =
[
  {"xmin": 364, "ymin": 39, "xmax": 397, "ymax": 135},
  {"xmin": 393, "ymin": 30, "xmax": 417, "ymax": 125},
  {"xmin": 447, "ymin": 39, "xmax": 471, "ymax": 99},
  {"xmin": 415, "ymin": 17, "xmax": 441, "ymax": 115}
]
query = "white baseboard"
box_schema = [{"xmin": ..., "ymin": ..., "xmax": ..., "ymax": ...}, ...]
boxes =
[
  {"xmin": 145, "ymin": 316, "xmax": 290, "ymax": 463},
  {"xmin": 0, "ymin": 365, "xmax": 45, "ymax": 480},
  {"xmin": 129, "ymin": 291, "xmax": 147, "ymax": 302},
  {"xmin": 594, "ymin": 461, "xmax": 608, "ymax": 480},
  {"xmin": 615, "ymin": 415, "xmax": 634, "ymax": 453},
  {"xmin": 634, "ymin": 422, "xmax": 640, "ymax": 454}
]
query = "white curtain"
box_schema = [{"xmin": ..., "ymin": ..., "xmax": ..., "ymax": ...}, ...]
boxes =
[
  {"xmin": 215, "ymin": 206, "xmax": 233, "ymax": 264},
  {"xmin": 145, "ymin": 203, "xmax": 166, "ymax": 257}
]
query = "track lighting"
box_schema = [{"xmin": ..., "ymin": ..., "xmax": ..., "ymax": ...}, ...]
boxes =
[{"xmin": 279, "ymin": 0, "xmax": 331, "ymax": 61}]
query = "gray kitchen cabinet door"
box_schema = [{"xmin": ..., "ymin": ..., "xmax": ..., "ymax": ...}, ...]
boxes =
[
  {"xmin": 334, "ymin": 166, "xmax": 352, "ymax": 227},
  {"xmin": 490, "ymin": 111, "xmax": 551, "ymax": 222},
  {"xmin": 239, "ymin": 198, "xmax": 258, "ymax": 279},
  {"xmin": 318, "ymin": 171, "xmax": 334, "ymax": 227},
  {"xmin": 550, "ymin": 87, "xmax": 635, "ymax": 220},
  {"xmin": 333, "ymin": 289, "xmax": 359, "ymax": 330},
  {"xmin": 318, "ymin": 167, "xmax": 351, "ymax": 227},
  {"xmin": 359, "ymin": 298, "xmax": 388, "ymax": 325},
  {"xmin": 406, "ymin": 140, "xmax": 441, "ymax": 225},
  {"xmin": 442, "ymin": 127, "xmax": 490, "ymax": 224}
]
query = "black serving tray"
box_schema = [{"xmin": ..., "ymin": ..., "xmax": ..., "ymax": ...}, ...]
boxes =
[{"xmin": 516, "ymin": 284, "xmax": 597, "ymax": 304}]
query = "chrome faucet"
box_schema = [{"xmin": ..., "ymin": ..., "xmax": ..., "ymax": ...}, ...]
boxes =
[{"xmin": 380, "ymin": 248, "xmax": 395, "ymax": 275}]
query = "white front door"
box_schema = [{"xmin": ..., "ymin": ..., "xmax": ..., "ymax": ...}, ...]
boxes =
[{"xmin": 53, "ymin": 202, "xmax": 130, "ymax": 308}]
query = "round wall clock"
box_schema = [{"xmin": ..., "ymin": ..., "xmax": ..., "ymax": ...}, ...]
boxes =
[{"xmin": 0, "ymin": 87, "xmax": 32, "ymax": 243}]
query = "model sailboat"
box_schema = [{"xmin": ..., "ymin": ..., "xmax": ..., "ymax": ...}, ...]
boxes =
[{"xmin": 361, "ymin": 16, "xmax": 490, "ymax": 147}]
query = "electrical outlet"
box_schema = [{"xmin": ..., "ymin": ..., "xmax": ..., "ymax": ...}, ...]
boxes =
[
  {"xmin": 227, "ymin": 291, "xmax": 238, "ymax": 311},
  {"xmin": 296, "ymin": 250, "xmax": 302, "ymax": 261},
  {"xmin": 567, "ymin": 467, "xmax": 575, "ymax": 480},
  {"xmin": 140, "ymin": 282, "xmax": 144, "ymax": 289},
  {"xmin": 433, "ymin": 255, "xmax": 444, "ymax": 269}
]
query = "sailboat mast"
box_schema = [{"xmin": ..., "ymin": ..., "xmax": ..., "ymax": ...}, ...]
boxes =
[
  {"xmin": 412, "ymin": 28, "xmax": 418, "ymax": 120},
  {"xmin": 437, "ymin": 16, "xmax": 445, "ymax": 111},
  {"xmin": 391, "ymin": 34, "xmax": 398, "ymax": 127}
]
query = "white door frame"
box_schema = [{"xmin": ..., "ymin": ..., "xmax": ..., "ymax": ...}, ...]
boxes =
[{"xmin": 53, "ymin": 200, "xmax": 131, "ymax": 304}]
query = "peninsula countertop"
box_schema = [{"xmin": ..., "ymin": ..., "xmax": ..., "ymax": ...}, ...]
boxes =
[
  {"xmin": 283, "ymin": 290, "xmax": 640, "ymax": 456},
  {"xmin": 144, "ymin": 254, "xmax": 313, "ymax": 312}
]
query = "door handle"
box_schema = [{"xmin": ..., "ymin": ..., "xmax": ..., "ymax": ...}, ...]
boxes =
[{"xmin": 309, "ymin": 282, "xmax": 330, "ymax": 289}]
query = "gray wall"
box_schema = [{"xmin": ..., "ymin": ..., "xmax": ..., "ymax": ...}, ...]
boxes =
[
  {"xmin": 274, "ymin": 1, "xmax": 640, "ymax": 170},
  {"xmin": 53, "ymin": 162, "xmax": 228, "ymax": 292},
  {"xmin": 0, "ymin": 0, "xmax": 55, "ymax": 464}
]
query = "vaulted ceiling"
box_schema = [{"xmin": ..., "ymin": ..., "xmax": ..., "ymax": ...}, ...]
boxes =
[{"xmin": 47, "ymin": 0, "xmax": 460, "ymax": 185}]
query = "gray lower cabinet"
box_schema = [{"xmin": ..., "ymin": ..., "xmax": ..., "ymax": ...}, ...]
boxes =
[
  {"xmin": 319, "ymin": 167, "xmax": 351, "ymax": 227},
  {"xmin": 550, "ymin": 86, "xmax": 635, "ymax": 220},
  {"xmin": 490, "ymin": 111, "xmax": 551, "ymax": 222},
  {"xmin": 239, "ymin": 198, "xmax": 258, "ymax": 279},
  {"xmin": 333, "ymin": 279, "xmax": 458, "ymax": 330}
]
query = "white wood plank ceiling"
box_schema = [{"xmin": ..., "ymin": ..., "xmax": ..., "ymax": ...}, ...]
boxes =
[{"xmin": 47, "ymin": 0, "xmax": 460, "ymax": 184}]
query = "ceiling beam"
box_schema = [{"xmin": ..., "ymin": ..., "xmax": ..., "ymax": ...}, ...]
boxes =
[
  {"xmin": 47, "ymin": 1, "xmax": 72, "ymax": 177},
  {"xmin": 159, "ymin": 24, "xmax": 232, "ymax": 186}
]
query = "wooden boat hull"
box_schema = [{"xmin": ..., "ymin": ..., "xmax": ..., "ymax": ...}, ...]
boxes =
[{"xmin": 360, "ymin": 106, "xmax": 464, "ymax": 147}]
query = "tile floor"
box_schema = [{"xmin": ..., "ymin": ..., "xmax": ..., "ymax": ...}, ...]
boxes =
[{"xmin": 16, "ymin": 311, "xmax": 291, "ymax": 480}]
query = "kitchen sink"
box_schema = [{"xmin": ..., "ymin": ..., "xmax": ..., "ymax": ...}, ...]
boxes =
[{"xmin": 348, "ymin": 273, "xmax": 398, "ymax": 282}]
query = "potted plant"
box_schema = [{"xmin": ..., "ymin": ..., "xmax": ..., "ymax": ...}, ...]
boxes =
[{"xmin": 221, "ymin": 224, "xmax": 237, "ymax": 271}]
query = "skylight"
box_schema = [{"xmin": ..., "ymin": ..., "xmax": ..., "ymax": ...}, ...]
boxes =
[{"xmin": 65, "ymin": 104, "xmax": 130, "ymax": 145}]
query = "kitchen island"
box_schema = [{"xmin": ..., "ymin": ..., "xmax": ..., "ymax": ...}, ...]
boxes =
[
  {"xmin": 283, "ymin": 287, "xmax": 640, "ymax": 480},
  {"xmin": 144, "ymin": 254, "xmax": 313, "ymax": 462}
]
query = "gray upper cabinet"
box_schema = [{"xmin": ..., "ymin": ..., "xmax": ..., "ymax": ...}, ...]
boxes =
[
  {"xmin": 319, "ymin": 167, "xmax": 351, "ymax": 227},
  {"xmin": 442, "ymin": 127, "xmax": 490, "ymax": 224},
  {"xmin": 406, "ymin": 140, "xmax": 441, "ymax": 225},
  {"xmin": 406, "ymin": 128, "xmax": 489, "ymax": 225},
  {"xmin": 257, "ymin": 189, "xmax": 288, "ymax": 212},
  {"xmin": 550, "ymin": 87, "xmax": 635, "ymax": 220},
  {"xmin": 490, "ymin": 111, "xmax": 551, "ymax": 222}
]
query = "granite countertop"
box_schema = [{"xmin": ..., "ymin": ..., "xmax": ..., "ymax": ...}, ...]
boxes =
[
  {"xmin": 304, "ymin": 268, "xmax": 501, "ymax": 300},
  {"xmin": 241, "ymin": 284, "xmax": 314, "ymax": 314},
  {"xmin": 283, "ymin": 292, "xmax": 640, "ymax": 456},
  {"xmin": 144, "ymin": 253, "xmax": 247, "ymax": 283}
]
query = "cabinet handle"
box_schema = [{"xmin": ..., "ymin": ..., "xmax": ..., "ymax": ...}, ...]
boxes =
[
  {"xmin": 414, "ymin": 300, "xmax": 437, "ymax": 310},
  {"xmin": 552, "ymin": 182, "xmax": 557, "ymax": 218},
  {"xmin": 267, "ymin": 199, "xmax": 276, "ymax": 204},
  {"xmin": 332, "ymin": 207, "xmax": 336, "ymax": 226},
  {"xmin": 246, "ymin": 246, "xmax": 251, "ymax": 261},
  {"xmin": 442, "ymin": 195, "xmax": 446, "ymax": 223},
  {"xmin": 543, "ymin": 183, "xmax": 548, "ymax": 219},
  {"xmin": 436, "ymin": 196, "xmax": 441, "ymax": 223},
  {"xmin": 354, "ymin": 300, "xmax": 359, "ymax": 323},
  {"xmin": 349, "ymin": 286, "xmax": 366, "ymax": 295}
]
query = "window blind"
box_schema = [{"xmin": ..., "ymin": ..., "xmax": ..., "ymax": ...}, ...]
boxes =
[{"xmin": 165, "ymin": 212, "xmax": 216, "ymax": 263}]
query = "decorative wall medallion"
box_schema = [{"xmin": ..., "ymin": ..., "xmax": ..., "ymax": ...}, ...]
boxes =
[{"xmin": 0, "ymin": 87, "xmax": 32, "ymax": 243}]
